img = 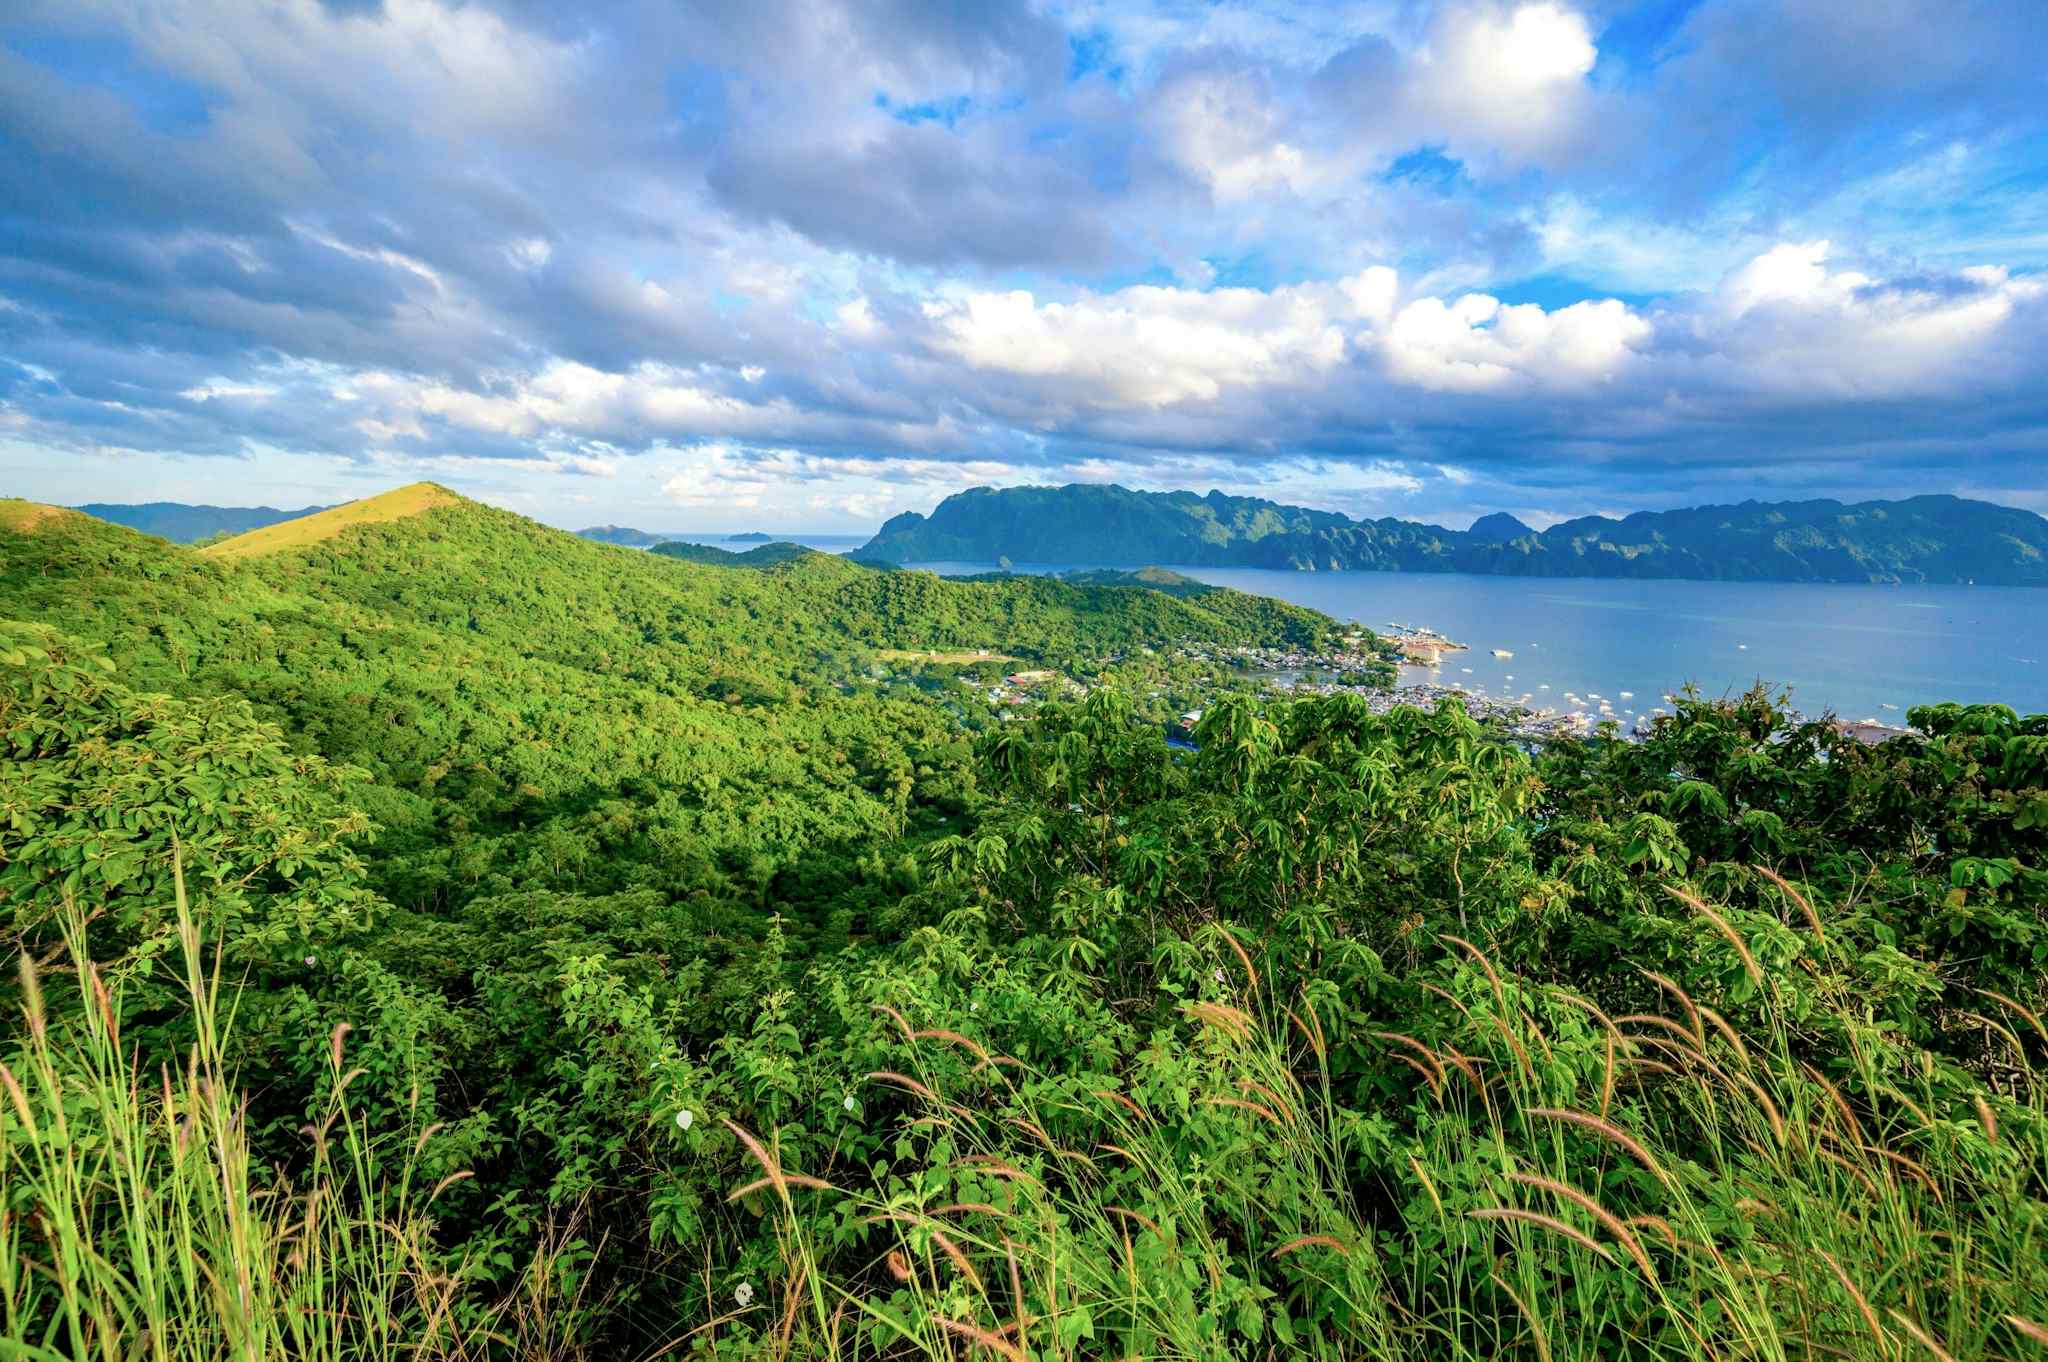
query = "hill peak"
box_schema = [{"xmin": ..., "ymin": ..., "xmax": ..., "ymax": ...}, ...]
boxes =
[
  {"xmin": 0, "ymin": 499, "xmax": 84, "ymax": 534},
  {"xmin": 200, "ymin": 482, "xmax": 462, "ymax": 559},
  {"xmin": 1466, "ymin": 511, "xmax": 1535, "ymax": 542}
]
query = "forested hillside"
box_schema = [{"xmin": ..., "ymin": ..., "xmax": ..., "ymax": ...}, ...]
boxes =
[
  {"xmin": 4, "ymin": 488, "xmax": 2045, "ymax": 1360},
  {"xmin": 860, "ymin": 483, "xmax": 2048, "ymax": 584}
]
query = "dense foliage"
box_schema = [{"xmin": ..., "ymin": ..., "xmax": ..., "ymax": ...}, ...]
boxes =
[
  {"xmin": 3, "ymin": 494, "xmax": 2044, "ymax": 1360},
  {"xmin": 860, "ymin": 483, "xmax": 2048, "ymax": 584}
]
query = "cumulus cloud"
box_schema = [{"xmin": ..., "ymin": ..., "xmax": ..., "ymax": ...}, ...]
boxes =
[
  {"xmin": 927, "ymin": 279, "xmax": 1354, "ymax": 406},
  {"xmin": 919, "ymin": 263, "xmax": 1655, "ymax": 405},
  {"xmin": 1382, "ymin": 295, "xmax": 1648, "ymax": 392},
  {"xmin": 1690, "ymin": 243, "xmax": 2046, "ymax": 399},
  {"xmin": 1413, "ymin": 2, "xmax": 1596, "ymax": 162}
]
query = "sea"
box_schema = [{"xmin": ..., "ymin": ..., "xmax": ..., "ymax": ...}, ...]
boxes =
[
  {"xmin": 650, "ymin": 532, "xmax": 872, "ymax": 553},
  {"xmin": 900, "ymin": 562, "xmax": 2048, "ymax": 723}
]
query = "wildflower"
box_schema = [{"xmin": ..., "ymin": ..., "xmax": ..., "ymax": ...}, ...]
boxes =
[
  {"xmin": 1213, "ymin": 968, "xmax": 1227, "ymax": 984},
  {"xmin": 675, "ymin": 1108, "xmax": 694, "ymax": 1131},
  {"xmin": 969, "ymin": 1000, "xmax": 979, "ymax": 1013},
  {"xmin": 734, "ymin": 1281, "xmax": 755, "ymax": 1308},
  {"xmin": 304, "ymin": 955, "xmax": 317, "ymax": 967},
  {"xmin": 842, "ymin": 1094, "xmax": 856, "ymax": 1112}
]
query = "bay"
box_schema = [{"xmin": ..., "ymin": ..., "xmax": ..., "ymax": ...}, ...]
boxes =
[{"xmin": 907, "ymin": 562, "xmax": 2048, "ymax": 722}]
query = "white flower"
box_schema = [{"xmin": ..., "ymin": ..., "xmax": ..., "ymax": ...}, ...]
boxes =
[
  {"xmin": 304, "ymin": 955, "xmax": 317, "ymax": 967},
  {"xmin": 734, "ymin": 1281, "xmax": 755, "ymax": 1308},
  {"xmin": 969, "ymin": 1001, "xmax": 979, "ymax": 1013},
  {"xmin": 674, "ymin": 1108, "xmax": 694, "ymax": 1131},
  {"xmin": 1212, "ymin": 968, "xmax": 1227, "ymax": 984},
  {"xmin": 842, "ymin": 1094, "xmax": 856, "ymax": 1112}
]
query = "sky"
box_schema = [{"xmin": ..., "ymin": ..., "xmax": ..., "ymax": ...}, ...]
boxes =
[{"xmin": 3, "ymin": 0, "xmax": 2046, "ymax": 534}]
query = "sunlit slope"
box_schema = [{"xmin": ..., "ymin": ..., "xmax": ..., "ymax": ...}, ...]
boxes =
[
  {"xmin": 0, "ymin": 499, "xmax": 85, "ymax": 534},
  {"xmin": 199, "ymin": 482, "xmax": 460, "ymax": 559}
]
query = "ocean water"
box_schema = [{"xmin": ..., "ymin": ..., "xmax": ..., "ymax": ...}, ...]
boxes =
[
  {"xmin": 907, "ymin": 563, "xmax": 2048, "ymax": 722},
  {"xmin": 651, "ymin": 532, "xmax": 871, "ymax": 552}
]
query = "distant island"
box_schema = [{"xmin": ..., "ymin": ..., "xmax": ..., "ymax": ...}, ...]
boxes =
[
  {"xmin": 75, "ymin": 500, "xmax": 331, "ymax": 543},
  {"xmin": 577, "ymin": 525, "xmax": 678, "ymax": 546},
  {"xmin": 725, "ymin": 531, "xmax": 775, "ymax": 542},
  {"xmin": 650, "ymin": 540, "xmax": 818, "ymax": 568},
  {"xmin": 858, "ymin": 485, "xmax": 2048, "ymax": 586}
]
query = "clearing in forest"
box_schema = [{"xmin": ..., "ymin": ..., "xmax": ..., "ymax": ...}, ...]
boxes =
[{"xmin": 875, "ymin": 648, "xmax": 1021, "ymax": 665}]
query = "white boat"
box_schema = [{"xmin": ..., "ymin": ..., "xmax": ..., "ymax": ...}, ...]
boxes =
[
  {"xmin": 1491, "ymin": 649, "xmax": 1514, "ymax": 659},
  {"xmin": 1618, "ymin": 691, "xmax": 1634, "ymax": 699}
]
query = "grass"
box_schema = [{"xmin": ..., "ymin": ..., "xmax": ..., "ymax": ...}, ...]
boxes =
[
  {"xmin": 199, "ymin": 484, "xmax": 459, "ymax": 560},
  {"xmin": 0, "ymin": 500, "xmax": 79, "ymax": 534},
  {"xmin": 0, "ymin": 859, "xmax": 499, "ymax": 1361},
  {"xmin": 733, "ymin": 936, "xmax": 2048, "ymax": 1361},
  {"xmin": 7, "ymin": 873, "xmax": 2045, "ymax": 1359}
]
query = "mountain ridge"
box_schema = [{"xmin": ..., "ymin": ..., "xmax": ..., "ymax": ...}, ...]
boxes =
[
  {"xmin": 858, "ymin": 484, "xmax": 2048, "ymax": 585},
  {"xmin": 74, "ymin": 499, "xmax": 332, "ymax": 542}
]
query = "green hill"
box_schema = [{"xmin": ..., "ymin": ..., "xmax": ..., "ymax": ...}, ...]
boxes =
[
  {"xmin": 859, "ymin": 484, "xmax": 2048, "ymax": 584},
  {"xmin": 1056, "ymin": 565, "xmax": 1215, "ymax": 596},
  {"xmin": 650, "ymin": 538, "xmax": 824, "ymax": 568}
]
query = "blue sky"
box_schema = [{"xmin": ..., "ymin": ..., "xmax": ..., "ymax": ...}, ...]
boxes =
[{"xmin": 2, "ymin": 0, "xmax": 2045, "ymax": 532}]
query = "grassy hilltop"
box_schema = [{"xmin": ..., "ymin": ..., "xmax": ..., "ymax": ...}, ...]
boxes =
[
  {"xmin": 198, "ymin": 481, "xmax": 463, "ymax": 558},
  {"xmin": 2, "ymin": 486, "xmax": 2045, "ymax": 1360}
]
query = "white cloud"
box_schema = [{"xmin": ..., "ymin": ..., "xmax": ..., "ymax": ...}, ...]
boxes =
[
  {"xmin": 505, "ymin": 238, "xmax": 552, "ymax": 271},
  {"xmin": 1416, "ymin": 2, "xmax": 1596, "ymax": 161},
  {"xmin": 355, "ymin": 361, "xmax": 769, "ymax": 442},
  {"xmin": 928, "ymin": 276, "xmax": 1363, "ymax": 406},
  {"xmin": 835, "ymin": 297, "xmax": 883, "ymax": 339},
  {"xmin": 1719, "ymin": 240, "xmax": 1862, "ymax": 316},
  {"xmin": 1381, "ymin": 294, "xmax": 1650, "ymax": 392},
  {"xmin": 1152, "ymin": 63, "xmax": 1317, "ymax": 200},
  {"xmin": 926, "ymin": 263, "xmax": 1650, "ymax": 405},
  {"xmin": 179, "ymin": 380, "xmax": 281, "ymax": 402},
  {"xmin": 1687, "ymin": 242, "xmax": 2045, "ymax": 398}
]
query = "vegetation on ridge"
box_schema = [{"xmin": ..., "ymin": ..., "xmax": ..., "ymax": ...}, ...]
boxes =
[
  {"xmin": 859, "ymin": 482, "xmax": 2048, "ymax": 585},
  {"xmin": 3, "ymin": 488, "xmax": 2044, "ymax": 1360}
]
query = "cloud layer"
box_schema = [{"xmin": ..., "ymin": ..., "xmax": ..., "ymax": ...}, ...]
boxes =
[{"xmin": 2, "ymin": 0, "xmax": 2045, "ymax": 529}]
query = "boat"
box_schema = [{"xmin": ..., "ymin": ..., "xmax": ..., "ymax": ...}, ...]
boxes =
[
  {"xmin": 1491, "ymin": 648, "xmax": 1514, "ymax": 659},
  {"xmin": 1618, "ymin": 691, "xmax": 1633, "ymax": 699}
]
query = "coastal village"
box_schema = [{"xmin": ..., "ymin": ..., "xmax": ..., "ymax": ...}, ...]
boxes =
[
  {"xmin": 928, "ymin": 623, "xmax": 1922, "ymax": 749},
  {"xmin": 1183, "ymin": 630, "xmax": 1606, "ymax": 744}
]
